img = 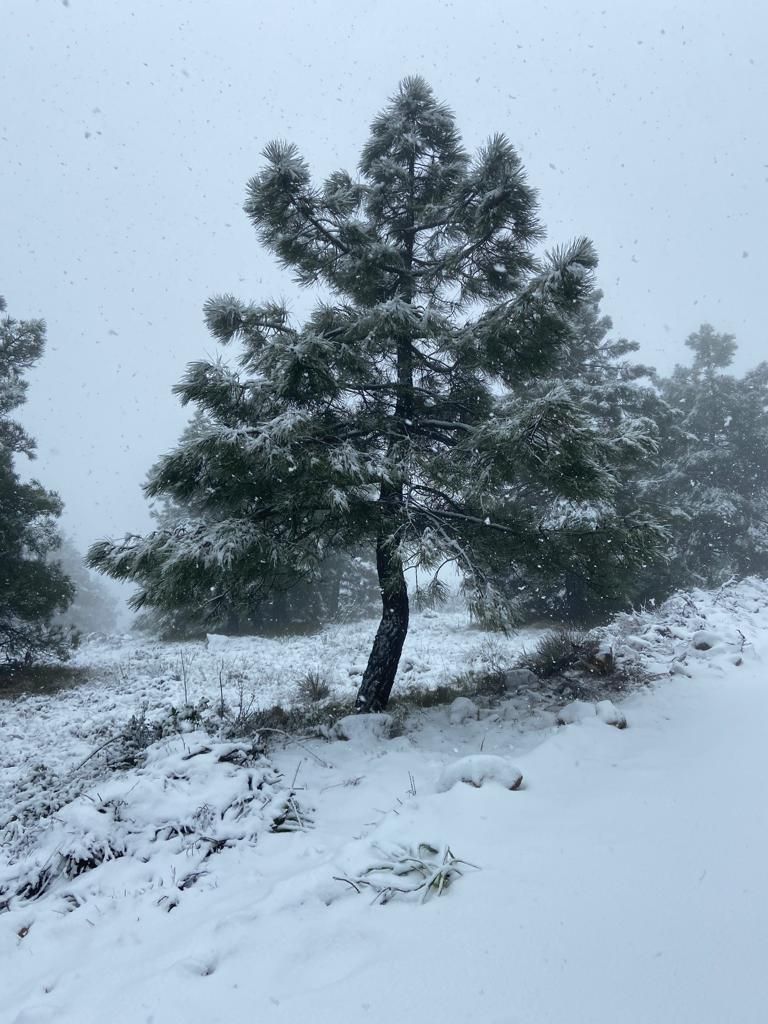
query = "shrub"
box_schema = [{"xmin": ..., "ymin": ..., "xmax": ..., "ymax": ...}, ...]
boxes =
[{"xmin": 295, "ymin": 669, "xmax": 332, "ymax": 704}]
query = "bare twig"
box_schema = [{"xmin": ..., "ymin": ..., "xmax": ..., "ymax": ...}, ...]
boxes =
[
  {"xmin": 288, "ymin": 796, "xmax": 305, "ymax": 830},
  {"xmin": 70, "ymin": 735, "xmax": 123, "ymax": 774}
]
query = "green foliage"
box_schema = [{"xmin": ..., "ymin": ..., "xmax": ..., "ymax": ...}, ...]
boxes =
[
  {"xmin": 495, "ymin": 288, "xmax": 673, "ymax": 622},
  {"xmin": 112, "ymin": 412, "xmax": 379, "ymax": 639},
  {"xmin": 645, "ymin": 325, "xmax": 768, "ymax": 595},
  {"xmin": 523, "ymin": 628, "xmax": 593, "ymax": 678},
  {"xmin": 0, "ymin": 297, "xmax": 76, "ymax": 665},
  {"xmin": 89, "ymin": 79, "xmax": 664, "ymax": 707},
  {"xmin": 295, "ymin": 669, "xmax": 332, "ymax": 704}
]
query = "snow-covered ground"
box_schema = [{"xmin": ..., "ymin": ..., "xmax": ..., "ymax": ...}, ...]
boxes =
[
  {"xmin": 0, "ymin": 609, "xmax": 546, "ymax": 852},
  {"xmin": 2, "ymin": 580, "xmax": 768, "ymax": 1023}
]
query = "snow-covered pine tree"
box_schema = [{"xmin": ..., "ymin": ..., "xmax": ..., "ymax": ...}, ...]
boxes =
[
  {"xmin": 89, "ymin": 78, "xmax": 663, "ymax": 710},
  {"xmin": 650, "ymin": 325, "xmax": 768, "ymax": 592},
  {"xmin": 499, "ymin": 288, "xmax": 672, "ymax": 622},
  {"xmin": 0, "ymin": 297, "xmax": 75, "ymax": 666}
]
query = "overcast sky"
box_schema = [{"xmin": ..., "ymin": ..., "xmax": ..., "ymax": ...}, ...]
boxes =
[{"xmin": 2, "ymin": 0, "xmax": 766, "ymax": 551}]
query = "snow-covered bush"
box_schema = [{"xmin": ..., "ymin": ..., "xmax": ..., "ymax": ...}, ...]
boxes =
[{"xmin": 0, "ymin": 736, "xmax": 313, "ymax": 912}]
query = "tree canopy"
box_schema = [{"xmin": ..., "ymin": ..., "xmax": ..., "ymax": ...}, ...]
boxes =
[{"xmin": 0, "ymin": 297, "xmax": 75, "ymax": 666}]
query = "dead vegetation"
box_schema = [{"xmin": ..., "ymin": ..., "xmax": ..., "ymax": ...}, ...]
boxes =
[{"xmin": 0, "ymin": 663, "xmax": 91, "ymax": 700}]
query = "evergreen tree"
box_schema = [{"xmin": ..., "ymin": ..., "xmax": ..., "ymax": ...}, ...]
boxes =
[
  {"xmin": 90, "ymin": 79, "xmax": 663, "ymax": 710},
  {"xmin": 501, "ymin": 289, "xmax": 673, "ymax": 622},
  {"xmin": 650, "ymin": 325, "xmax": 768, "ymax": 592},
  {"xmin": 0, "ymin": 297, "xmax": 75, "ymax": 666},
  {"xmin": 51, "ymin": 536, "xmax": 120, "ymax": 635}
]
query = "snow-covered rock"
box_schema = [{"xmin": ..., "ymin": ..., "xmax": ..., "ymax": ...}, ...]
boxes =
[
  {"xmin": 556, "ymin": 698, "xmax": 626, "ymax": 729},
  {"xmin": 501, "ymin": 667, "xmax": 539, "ymax": 689},
  {"xmin": 556, "ymin": 700, "xmax": 597, "ymax": 725},
  {"xmin": 557, "ymin": 699, "xmax": 627, "ymax": 728},
  {"xmin": 333, "ymin": 713, "xmax": 394, "ymax": 742},
  {"xmin": 436, "ymin": 754, "xmax": 523, "ymax": 792},
  {"xmin": 670, "ymin": 659, "xmax": 693, "ymax": 677},
  {"xmin": 449, "ymin": 696, "xmax": 478, "ymax": 724},
  {"xmin": 691, "ymin": 629, "xmax": 721, "ymax": 652},
  {"xmin": 595, "ymin": 699, "xmax": 627, "ymax": 729}
]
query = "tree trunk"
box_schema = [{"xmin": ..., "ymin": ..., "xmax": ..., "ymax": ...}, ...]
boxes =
[
  {"xmin": 355, "ymin": 533, "xmax": 409, "ymax": 712},
  {"xmin": 355, "ymin": 149, "xmax": 416, "ymax": 714}
]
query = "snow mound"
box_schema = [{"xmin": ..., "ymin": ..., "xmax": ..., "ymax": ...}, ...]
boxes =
[
  {"xmin": 333, "ymin": 713, "xmax": 394, "ymax": 742},
  {"xmin": 596, "ymin": 699, "xmax": 627, "ymax": 728},
  {"xmin": 556, "ymin": 699, "xmax": 626, "ymax": 728},
  {"xmin": 449, "ymin": 696, "xmax": 478, "ymax": 724},
  {"xmin": 691, "ymin": 629, "xmax": 722, "ymax": 651},
  {"xmin": 436, "ymin": 754, "xmax": 523, "ymax": 792},
  {"xmin": 556, "ymin": 700, "xmax": 597, "ymax": 725},
  {"xmin": 598, "ymin": 577, "xmax": 768, "ymax": 678}
]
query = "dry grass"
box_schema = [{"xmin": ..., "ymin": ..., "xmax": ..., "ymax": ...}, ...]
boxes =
[{"xmin": 0, "ymin": 663, "xmax": 91, "ymax": 700}]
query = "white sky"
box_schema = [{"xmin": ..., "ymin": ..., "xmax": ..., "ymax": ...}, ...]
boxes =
[{"xmin": 2, "ymin": 0, "xmax": 766, "ymax": 550}]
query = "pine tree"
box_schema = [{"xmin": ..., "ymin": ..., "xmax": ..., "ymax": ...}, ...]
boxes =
[
  {"xmin": 0, "ymin": 297, "xmax": 75, "ymax": 666},
  {"xmin": 89, "ymin": 78, "xmax": 663, "ymax": 710},
  {"xmin": 651, "ymin": 325, "xmax": 768, "ymax": 591},
  {"xmin": 500, "ymin": 288, "xmax": 673, "ymax": 622},
  {"xmin": 51, "ymin": 536, "xmax": 119, "ymax": 635}
]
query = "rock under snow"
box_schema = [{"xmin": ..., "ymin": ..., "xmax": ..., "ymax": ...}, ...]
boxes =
[
  {"xmin": 691, "ymin": 629, "xmax": 721, "ymax": 652},
  {"xmin": 449, "ymin": 696, "xmax": 478, "ymax": 724},
  {"xmin": 436, "ymin": 754, "xmax": 523, "ymax": 793},
  {"xmin": 501, "ymin": 667, "xmax": 539, "ymax": 690},
  {"xmin": 333, "ymin": 713, "xmax": 394, "ymax": 742},
  {"xmin": 595, "ymin": 699, "xmax": 627, "ymax": 729},
  {"xmin": 556, "ymin": 699, "xmax": 627, "ymax": 729},
  {"xmin": 556, "ymin": 700, "xmax": 597, "ymax": 725}
]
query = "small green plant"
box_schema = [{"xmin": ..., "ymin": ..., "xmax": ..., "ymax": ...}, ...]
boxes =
[
  {"xmin": 394, "ymin": 679, "xmax": 476, "ymax": 710},
  {"xmin": 109, "ymin": 707, "xmax": 163, "ymax": 768},
  {"xmin": 523, "ymin": 628, "xmax": 589, "ymax": 678},
  {"xmin": 295, "ymin": 669, "xmax": 332, "ymax": 704},
  {"xmin": 220, "ymin": 697, "xmax": 354, "ymax": 741},
  {"xmin": 334, "ymin": 841, "xmax": 478, "ymax": 905}
]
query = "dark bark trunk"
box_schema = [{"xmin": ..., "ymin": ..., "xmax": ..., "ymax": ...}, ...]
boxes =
[
  {"xmin": 355, "ymin": 533, "xmax": 409, "ymax": 712},
  {"xmin": 354, "ymin": 149, "xmax": 417, "ymax": 713}
]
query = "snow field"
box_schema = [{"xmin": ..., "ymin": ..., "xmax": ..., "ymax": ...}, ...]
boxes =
[
  {"xmin": 0, "ymin": 610, "xmax": 545, "ymax": 852},
  {"xmin": 2, "ymin": 578, "xmax": 768, "ymax": 1022}
]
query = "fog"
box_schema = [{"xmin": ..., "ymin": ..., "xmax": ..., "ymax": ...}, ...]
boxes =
[{"xmin": 2, "ymin": 0, "xmax": 766, "ymax": 551}]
